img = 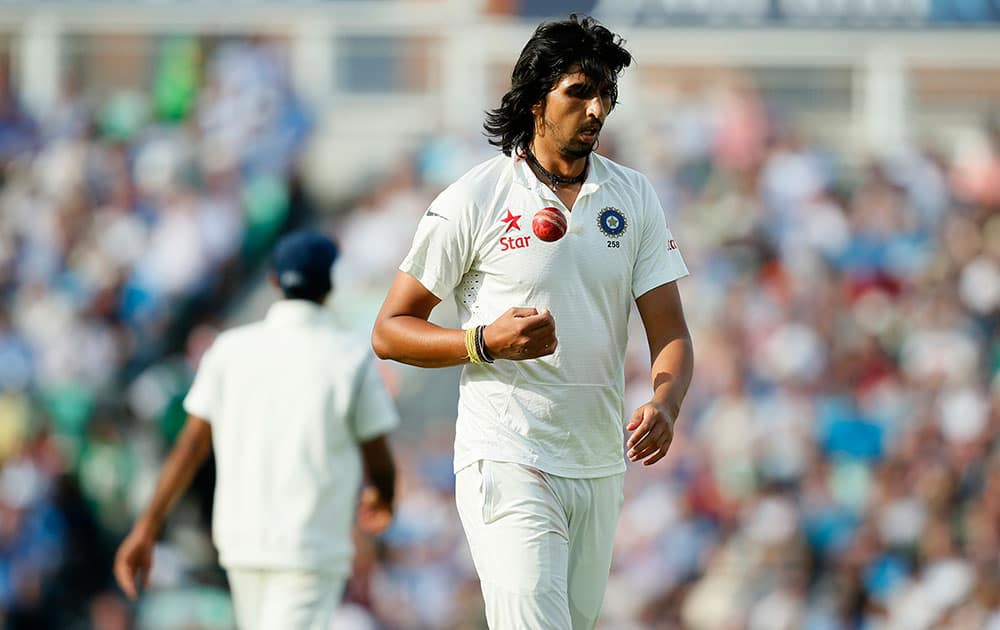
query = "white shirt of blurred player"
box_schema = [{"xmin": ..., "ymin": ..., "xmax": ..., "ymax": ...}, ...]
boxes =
[
  {"xmin": 183, "ymin": 300, "xmax": 399, "ymax": 574},
  {"xmin": 401, "ymin": 152, "xmax": 688, "ymax": 478}
]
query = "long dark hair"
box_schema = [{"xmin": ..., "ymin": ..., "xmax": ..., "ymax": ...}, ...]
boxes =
[{"xmin": 483, "ymin": 14, "xmax": 632, "ymax": 156}]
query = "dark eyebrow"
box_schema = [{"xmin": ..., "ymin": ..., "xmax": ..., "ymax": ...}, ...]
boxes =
[{"xmin": 566, "ymin": 79, "xmax": 599, "ymax": 94}]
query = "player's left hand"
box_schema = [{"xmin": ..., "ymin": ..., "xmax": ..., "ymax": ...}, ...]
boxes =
[
  {"xmin": 114, "ymin": 524, "xmax": 155, "ymax": 600},
  {"xmin": 357, "ymin": 486, "xmax": 394, "ymax": 535},
  {"xmin": 626, "ymin": 402, "xmax": 675, "ymax": 466}
]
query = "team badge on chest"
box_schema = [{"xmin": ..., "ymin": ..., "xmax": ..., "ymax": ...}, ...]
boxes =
[{"xmin": 597, "ymin": 207, "xmax": 628, "ymax": 238}]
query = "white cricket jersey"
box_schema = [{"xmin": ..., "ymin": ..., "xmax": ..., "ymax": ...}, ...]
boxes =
[
  {"xmin": 401, "ymin": 152, "xmax": 688, "ymax": 478},
  {"xmin": 183, "ymin": 300, "xmax": 399, "ymax": 572}
]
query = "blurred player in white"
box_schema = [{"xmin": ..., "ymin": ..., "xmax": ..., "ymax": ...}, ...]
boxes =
[
  {"xmin": 114, "ymin": 230, "xmax": 399, "ymax": 630},
  {"xmin": 371, "ymin": 15, "xmax": 693, "ymax": 630}
]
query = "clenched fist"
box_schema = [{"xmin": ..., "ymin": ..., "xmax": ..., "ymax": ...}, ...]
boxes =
[{"xmin": 483, "ymin": 307, "xmax": 558, "ymax": 361}]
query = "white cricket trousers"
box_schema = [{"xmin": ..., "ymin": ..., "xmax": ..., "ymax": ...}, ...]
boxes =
[
  {"xmin": 226, "ymin": 568, "xmax": 346, "ymax": 630},
  {"xmin": 455, "ymin": 460, "xmax": 625, "ymax": 630}
]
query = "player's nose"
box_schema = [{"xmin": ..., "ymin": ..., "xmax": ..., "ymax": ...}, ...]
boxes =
[{"xmin": 587, "ymin": 95, "xmax": 606, "ymax": 120}]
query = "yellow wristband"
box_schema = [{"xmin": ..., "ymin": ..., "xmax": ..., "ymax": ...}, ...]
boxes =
[{"xmin": 465, "ymin": 327, "xmax": 482, "ymax": 364}]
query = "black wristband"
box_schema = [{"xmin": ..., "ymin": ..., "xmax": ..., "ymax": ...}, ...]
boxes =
[{"xmin": 476, "ymin": 325, "xmax": 494, "ymax": 363}]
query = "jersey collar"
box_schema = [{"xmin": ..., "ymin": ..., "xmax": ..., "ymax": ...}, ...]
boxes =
[
  {"xmin": 511, "ymin": 150, "xmax": 609, "ymax": 201},
  {"xmin": 265, "ymin": 299, "xmax": 331, "ymax": 326}
]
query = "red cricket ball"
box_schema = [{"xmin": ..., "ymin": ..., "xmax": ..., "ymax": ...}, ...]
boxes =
[{"xmin": 532, "ymin": 207, "xmax": 567, "ymax": 242}]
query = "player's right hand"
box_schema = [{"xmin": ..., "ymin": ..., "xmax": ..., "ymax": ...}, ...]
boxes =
[
  {"xmin": 113, "ymin": 525, "xmax": 155, "ymax": 600},
  {"xmin": 484, "ymin": 307, "xmax": 558, "ymax": 361}
]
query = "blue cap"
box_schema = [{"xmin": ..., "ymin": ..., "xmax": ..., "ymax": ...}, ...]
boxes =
[{"xmin": 271, "ymin": 230, "xmax": 339, "ymax": 299}]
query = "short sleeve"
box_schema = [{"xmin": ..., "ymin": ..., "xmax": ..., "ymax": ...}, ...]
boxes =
[
  {"xmin": 350, "ymin": 356, "xmax": 400, "ymax": 442},
  {"xmin": 399, "ymin": 185, "xmax": 477, "ymax": 300},
  {"xmin": 632, "ymin": 176, "xmax": 689, "ymax": 299},
  {"xmin": 183, "ymin": 342, "xmax": 223, "ymax": 422}
]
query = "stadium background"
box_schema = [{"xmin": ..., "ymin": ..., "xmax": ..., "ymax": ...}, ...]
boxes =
[{"xmin": 1, "ymin": 0, "xmax": 999, "ymax": 628}]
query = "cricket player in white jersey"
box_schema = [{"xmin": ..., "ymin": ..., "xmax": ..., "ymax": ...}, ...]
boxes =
[
  {"xmin": 114, "ymin": 231, "xmax": 399, "ymax": 630},
  {"xmin": 371, "ymin": 14, "xmax": 693, "ymax": 630}
]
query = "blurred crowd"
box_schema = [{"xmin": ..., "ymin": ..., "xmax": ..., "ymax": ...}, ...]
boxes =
[
  {"xmin": 2, "ymin": 34, "xmax": 1000, "ymax": 630},
  {"xmin": 0, "ymin": 38, "xmax": 310, "ymax": 628},
  {"xmin": 604, "ymin": 87, "xmax": 1000, "ymax": 630}
]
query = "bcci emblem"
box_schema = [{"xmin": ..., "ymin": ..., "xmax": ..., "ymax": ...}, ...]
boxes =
[{"xmin": 597, "ymin": 207, "xmax": 628, "ymax": 238}]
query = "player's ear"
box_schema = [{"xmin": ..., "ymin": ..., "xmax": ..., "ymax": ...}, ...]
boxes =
[{"xmin": 532, "ymin": 99, "xmax": 546, "ymax": 136}]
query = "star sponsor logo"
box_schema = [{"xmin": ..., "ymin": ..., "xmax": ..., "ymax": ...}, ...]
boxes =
[
  {"xmin": 597, "ymin": 207, "xmax": 627, "ymax": 238},
  {"xmin": 500, "ymin": 209, "xmax": 522, "ymax": 233}
]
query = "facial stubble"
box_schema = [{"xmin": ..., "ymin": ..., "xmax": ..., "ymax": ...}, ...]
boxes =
[{"xmin": 541, "ymin": 117, "xmax": 597, "ymax": 160}]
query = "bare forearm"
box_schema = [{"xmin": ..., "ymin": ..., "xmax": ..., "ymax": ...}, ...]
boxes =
[
  {"xmin": 650, "ymin": 333, "xmax": 693, "ymax": 419},
  {"xmin": 367, "ymin": 459, "xmax": 396, "ymax": 505},
  {"xmin": 372, "ymin": 315, "xmax": 469, "ymax": 368},
  {"xmin": 137, "ymin": 422, "xmax": 212, "ymax": 534},
  {"xmin": 361, "ymin": 436, "xmax": 397, "ymax": 505}
]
